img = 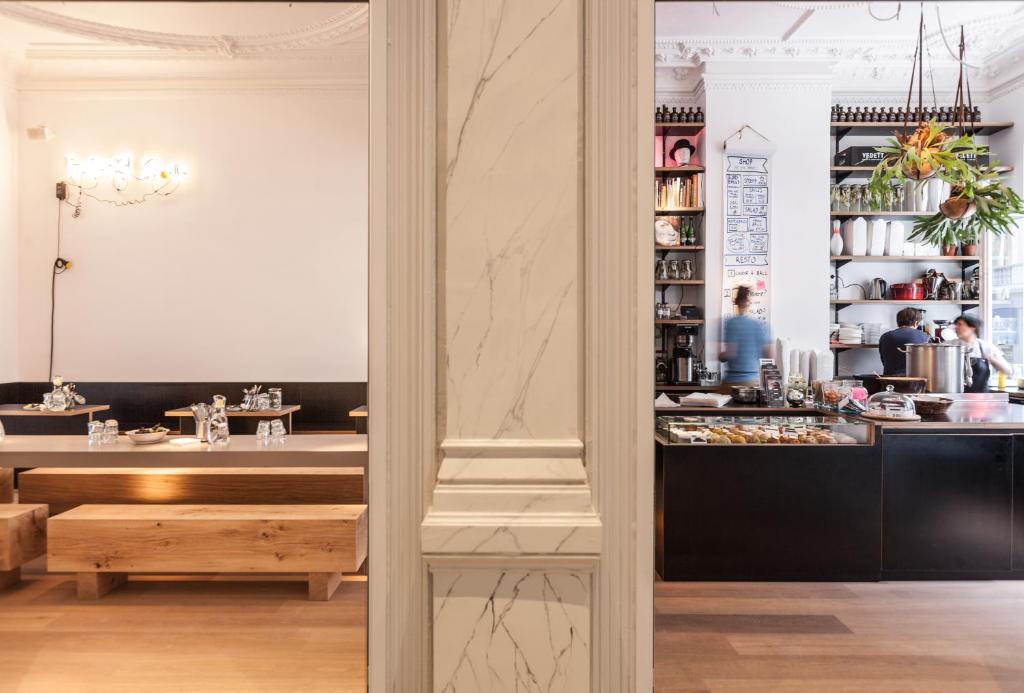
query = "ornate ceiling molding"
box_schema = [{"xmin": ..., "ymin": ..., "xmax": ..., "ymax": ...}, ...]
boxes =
[{"xmin": 0, "ymin": 3, "xmax": 368, "ymax": 57}]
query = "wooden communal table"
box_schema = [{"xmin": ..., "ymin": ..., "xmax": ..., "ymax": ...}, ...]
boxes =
[
  {"xmin": 0, "ymin": 434, "xmax": 366, "ymax": 502},
  {"xmin": 0, "ymin": 404, "xmax": 111, "ymax": 422},
  {"xmin": 164, "ymin": 404, "xmax": 301, "ymax": 434}
]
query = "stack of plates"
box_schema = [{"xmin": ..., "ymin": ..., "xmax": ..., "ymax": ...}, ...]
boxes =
[
  {"xmin": 829, "ymin": 323, "xmax": 841, "ymax": 341},
  {"xmin": 838, "ymin": 325, "xmax": 863, "ymax": 345},
  {"xmin": 861, "ymin": 323, "xmax": 882, "ymax": 345}
]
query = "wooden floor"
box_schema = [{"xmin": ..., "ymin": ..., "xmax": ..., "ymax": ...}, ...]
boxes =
[
  {"xmin": 0, "ymin": 558, "xmax": 366, "ymax": 692},
  {"xmin": 656, "ymin": 581, "xmax": 1024, "ymax": 693}
]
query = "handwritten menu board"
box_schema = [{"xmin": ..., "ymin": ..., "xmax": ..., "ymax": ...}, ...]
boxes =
[{"xmin": 722, "ymin": 151, "xmax": 772, "ymax": 325}]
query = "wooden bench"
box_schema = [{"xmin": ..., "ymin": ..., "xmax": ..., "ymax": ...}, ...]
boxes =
[
  {"xmin": 48, "ymin": 504, "xmax": 367, "ymax": 600},
  {"xmin": 0, "ymin": 470, "xmax": 12, "ymax": 503},
  {"xmin": 20, "ymin": 467, "xmax": 364, "ymax": 515},
  {"xmin": 0, "ymin": 504, "xmax": 48, "ymax": 588}
]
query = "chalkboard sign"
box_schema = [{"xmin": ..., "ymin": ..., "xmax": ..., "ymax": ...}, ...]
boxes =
[{"xmin": 722, "ymin": 149, "xmax": 772, "ymax": 325}]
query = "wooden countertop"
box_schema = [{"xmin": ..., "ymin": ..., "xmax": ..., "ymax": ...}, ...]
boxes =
[
  {"xmin": 349, "ymin": 405, "xmax": 368, "ymax": 418},
  {"xmin": 164, "ymin": 405, "xmax": 301, "ymax": 417},
  {"xmin": 0, "ymin": 434, "xmax": 366, "ymax": 468},
  {"xmin": 0, "ymin": 404, "xmax": 110, "ymax": 417}
]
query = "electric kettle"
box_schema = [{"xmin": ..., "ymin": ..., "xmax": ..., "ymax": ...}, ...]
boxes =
[{"xmin": 868, "ymin": 277, "xmax": 888, "ymax": 300}]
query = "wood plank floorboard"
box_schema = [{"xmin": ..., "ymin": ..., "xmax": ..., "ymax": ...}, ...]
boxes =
[
  {"xmin": 656, "ymin": 581, "xmax": 1024, "ymax": 693},
  {"xmin": 0, "ymin": 558, "xmax": 366, "ymax": 692}
]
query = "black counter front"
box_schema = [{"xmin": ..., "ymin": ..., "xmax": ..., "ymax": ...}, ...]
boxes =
[{"xmin": 656, "ymin": 406, "xmax": 1024, "ymax": 581}]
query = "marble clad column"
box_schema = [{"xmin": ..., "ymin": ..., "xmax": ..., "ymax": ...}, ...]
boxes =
[{"xmin": 423, "ymin": 0, "xmax": 601, "ymax": 690}]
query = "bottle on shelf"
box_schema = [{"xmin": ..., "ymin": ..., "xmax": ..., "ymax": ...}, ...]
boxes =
[
  {"xmin": 655, "ymin": 106, "xmax": 663, "ymax": 123},
  {"xmin": 869, "ymin": 107, "xmax": 879, "ymax": 122},
  {"xmin": 972, "ymin": 105, "xmax": 981, "ymax": 123},
  {"xmin": 671, "ymin": 107, "xmax": 680, "ymax": 123},
  {"xmin": 685, "ymin": 106, "xmax": 694, "ymax": 123},
  {"xmin": 695, "ymin": 106, "xmax": 704, "ymax": 123},
  {"xmin": 853, "ymin": 106, "xmax": 863, "ymax": 122}
]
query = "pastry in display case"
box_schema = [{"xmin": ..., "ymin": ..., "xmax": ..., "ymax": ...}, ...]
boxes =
[{"xmin": 656, "ymin": 414, "xmax": 872, "ymax": 445}]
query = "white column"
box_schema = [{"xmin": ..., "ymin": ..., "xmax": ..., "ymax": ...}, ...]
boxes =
[
  {"xmin": 0, "ymin": 58, "xmax": 17, "ymax": 382},
  {"xmin": 423, "ymin": 1, "xmax": 600, "ymax": 690}
]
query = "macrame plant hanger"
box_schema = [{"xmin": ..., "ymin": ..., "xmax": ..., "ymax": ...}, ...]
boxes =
[
  {"xmin": 952, "ymin": 26, "xmax": 974, "ymax": 138},
  {"xmin": 901, "ymin": 4, "xmax": 925, "ymax": 139}
]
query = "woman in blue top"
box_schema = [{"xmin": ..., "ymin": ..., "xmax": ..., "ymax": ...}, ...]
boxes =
[{"xmin": 719, "ymin": 285, "xmax": 771, "ymax": 384}]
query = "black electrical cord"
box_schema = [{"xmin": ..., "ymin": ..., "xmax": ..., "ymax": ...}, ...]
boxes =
[{"xmin": 49, "ymin": 200, "xmax": 69, "ymax": 382}]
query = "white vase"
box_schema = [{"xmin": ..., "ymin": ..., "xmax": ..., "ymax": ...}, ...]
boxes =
[
  {"xmin": 830, "ymin": 221, "xmax": 844, "ymax": 256},
  {"xmin": 868, "ymin": 219, "xmax": 887, "ymax": 256},
  {"xmin": 904, "ymin": 181, "xmax": 916, "ymax": 211},
  {"xmin": 927, "ymin": 178, "xmax": 943, "ymax": 212},
  {"xmin": 847, "ymin": 217, "xmax": 868, "ymax": 256},
  {"xmin": 915, "ymin": 184, "xmax": 928, "ymax": 213},
  {"xmin": 886, "ymin": 221, "xmax": 905, "ymax": 257}
]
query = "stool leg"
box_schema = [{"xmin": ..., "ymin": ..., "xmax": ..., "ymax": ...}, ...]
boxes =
[
  {"xmin": 77, "ymin": 572, "xmax": 126, "ymax": 599},
  {"xmin": 308, "ymin": 572, "xmax": 343, "ymax": 601},
  {"xmin": 0, "ymin": 567, "xmax": 20, "ymax": 589},
  {"xmin": 0, "ymin": 469, "xmax": 12, "ymax": 503}
]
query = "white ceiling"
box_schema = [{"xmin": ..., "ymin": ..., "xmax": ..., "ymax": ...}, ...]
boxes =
[
  {"xmin": 0, "ymin": 1, "xmax": 351, "ymax": 46},
  {"xmin": 655, "ymin": 1, "xmax": 1024, "ymax": 97},
  {"xmin": 0, "ymin": 1, "xmax": 368, "ymax": 88},
  {"xmin": 656, "ymin": 2, "xmax": 1024, "ymax": 42}
]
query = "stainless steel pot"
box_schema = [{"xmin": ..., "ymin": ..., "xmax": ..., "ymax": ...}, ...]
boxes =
[{"xmin": 904, "ymin": 342, "xmax": 971, "ymax": 393}]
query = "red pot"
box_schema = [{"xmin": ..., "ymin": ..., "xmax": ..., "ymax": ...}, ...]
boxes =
[{"xmin": 891, "ymin": 283, "xmax": 925, "ymax": 301}]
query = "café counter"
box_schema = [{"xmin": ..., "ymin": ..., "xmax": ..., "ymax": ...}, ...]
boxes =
[{"xmin": 656, "ymin": 398, "xmax": 1024, "ymax": 582}]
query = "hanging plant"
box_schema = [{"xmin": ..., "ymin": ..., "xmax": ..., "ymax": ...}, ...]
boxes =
[
  {"xmin": 867, "ymin": 120, "xmax": 983, "ymax": 194},
  {"xmin": 909, "ymin": 168, "xmax": 1024, "ymax": 250}
]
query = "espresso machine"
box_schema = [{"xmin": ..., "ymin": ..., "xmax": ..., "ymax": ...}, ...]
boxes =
[{"xmin": 672, "ymin": 327, "xmax": 697, "ymax": 384}]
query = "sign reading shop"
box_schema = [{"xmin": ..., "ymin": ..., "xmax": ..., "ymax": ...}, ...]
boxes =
[{"xmin": 722, "ymin": 147, "xmax": 773, "ymax": 326}]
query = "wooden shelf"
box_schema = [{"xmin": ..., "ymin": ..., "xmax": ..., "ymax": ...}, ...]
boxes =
[
  {"xmin": 830, "ymin": 211, "xmax": 928, "ymax": 217},
  {"xmin": 654, "ymin": 123, "xmax": 705, "ymax": 135},
  {"xmin": 830, "ymin": 343, "xmax": 880, "ymax": 351},
  {"xmin": 656, "ymin": 384, "xmax": 713, "ymax": 391},
  {"xmin": 656, "ymin": 320, "xmax": 704, "ymax": 326},
  {"xmin": 831, "ymin": 255, "xmax": 980, "ymax": 264},
  {"xmin": 656, "ymin": 245, "xmax": 705, "ymax": 252},
  {"xmin": 831, "ymin": 299, "xmax": 979, "ymax": 307},
  {"xmin": 831, "ymin": 164, "xmax": 1013, "ymax": 183},
  {"xmin": 830, "ymin": 121, "xmax": 1014, "ymax": 137},
  {"xmin": 656, "ymin": 165, "xmax": 705, "ymax": 174},
  {"xmin": 656, "ymin": 280, "xmax": 704, "ymax": 286},
  {"xmin": 656, "ymin": 207, "xmax": 704, "ymax": 215}
]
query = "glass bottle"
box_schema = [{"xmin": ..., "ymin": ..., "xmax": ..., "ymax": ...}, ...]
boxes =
[
  {"xmin": 853, "ymin": 107, "xmax": 863, "ymax": 122},
  {"xmin": 695, "ymin": 106, "xmax": 704, "ymax": 123},
  {"xmin": 972, "ymin": 105, "xmax": 981, "ymax": 123},
  {"xmin": 869, "ymin": 107, "xmax": 879, "ymax": 122},
  {"xmin": 670, "ymin": 107, "xmax": 680, "ymax": 123},
  {"xmin": 655, "ymin": 106, "xmax": 663, "ymax": 123},
  {"xmin": 685, "ymin": 106, "xmax": 694, "ymax": 123},
  {"xmin": 207, "ymin": 394, "xmax": 231, "ymax": 446},
  {"xmin": 830, "ymin": 105, "xmax": 837, "ymax": 122}
]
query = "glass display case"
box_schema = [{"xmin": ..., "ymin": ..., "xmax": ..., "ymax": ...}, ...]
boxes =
[{"xmin": 656, "ymin": 414, "xmax": 874, "ymax": 445}]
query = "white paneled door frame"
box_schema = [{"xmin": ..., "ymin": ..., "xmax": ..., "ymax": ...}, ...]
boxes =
[{"xmin": 367, "ymin": 1, "xmax": 654, "ymax": 689}]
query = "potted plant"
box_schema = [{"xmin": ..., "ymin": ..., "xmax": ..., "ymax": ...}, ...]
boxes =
[
  {"xmin": 909, "ymin": 177, "xmax": 1023, "ymax": 254},
  {"xmin": 868, "ymin": 120, "xmax": 981, "ymax": 192}
]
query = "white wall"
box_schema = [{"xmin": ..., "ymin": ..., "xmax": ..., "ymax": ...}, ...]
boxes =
[
  {"xmin": 16, "ymin": 87, "xmax": 367, "ymax": 382},
  {"xmin": 700, "ymin": 62, "xmax": 832, "ymax": 368},
  {"xmin": 0, "ymin": 67, "xmax": 17, "ymax": 383}
]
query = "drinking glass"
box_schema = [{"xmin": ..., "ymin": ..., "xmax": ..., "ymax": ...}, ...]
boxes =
[
  {"xmin": 270, "ymin": 419, "xmax": 286, "ymax": 442},
  {"xmin": 830, "ymin": 184, "xmax": 842, "ymax": 211},
  {"xmin": 668, "ymin": 260, "xmax": 681, "ymax": 279},
  {"xmin": 42, "ymin": 392, "xmax": 53, "ymax": 410},
  {"xmin": 103, "ymin": 419, "xmax": 119, "ymax": 445},
  {"xmin": 256, "ymin": 420, "xmax": 271, "ymax": 446},
  {"xmin": 839, "ymin": 185, "xmax": 852, "ymax": 211},
  {"xmin": 88, "ymin": 420, "xmax": 104, "ymax": 445},
  {"xmin": 268, "ymin": 388, "xmax": 282, "ymax": 411},
  {"xmin": 256, "ymin": 393, "xmax": 271, "ymax": 411}
]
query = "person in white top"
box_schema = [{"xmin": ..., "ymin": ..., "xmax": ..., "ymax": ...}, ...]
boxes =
[{"xmin": 953, "ymin": 315, "xmax": 1012, "ymax": 392}]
